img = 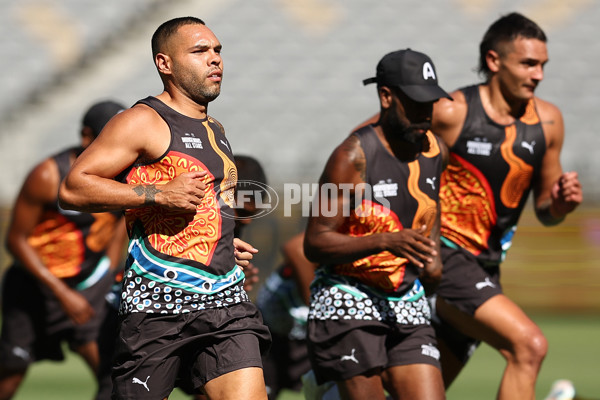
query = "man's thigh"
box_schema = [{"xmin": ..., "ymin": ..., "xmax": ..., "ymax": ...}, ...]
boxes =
[{"xmin": 203, "ymin": 367, "xmax": 267, "ymax": 400}]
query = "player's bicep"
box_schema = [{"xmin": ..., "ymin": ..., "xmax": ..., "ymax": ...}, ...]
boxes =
[
  {"xmin": 310, "ymin": 137, "xmax": 363, "ymax": 231},
  {"xmin": 305, "ymin": 137, "xmax": 364, "ymax": 259},
  {"xmin": 8, "ymin": 161, "xmax": 57, "ymax": 244},
  {"xmin": 71, "ymin": 112, "xmax": 146, "ymax": 179}
]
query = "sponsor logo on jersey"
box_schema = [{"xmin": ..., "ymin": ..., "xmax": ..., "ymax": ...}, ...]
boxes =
[
  {"xmin": 182, "ymin": 133, "xmax": 203, "ymax": 149},
  {"xmin": 426, "ymin": 176, "xmax": 437, "ymax": 190},
  {"xmin": 466, "ymin": 139, "xmax": 492, "ymax": 156},
  {"xmin": 521, "ymin": 140, "xmax": 536, "ymax": 154},
  {"xmin": 373, "ymin": 179, "xmax": 398, "ymax": 198},
  {"xmin": 132, "ymin": 376, "xmax": 150, "ymax": 392}
]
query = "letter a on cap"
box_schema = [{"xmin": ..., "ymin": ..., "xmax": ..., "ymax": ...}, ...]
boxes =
[{"xmin": 423, "ymin": 62, "xmax": 436, "ymax": 80}]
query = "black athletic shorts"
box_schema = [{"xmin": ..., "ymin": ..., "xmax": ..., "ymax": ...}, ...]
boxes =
[
  {"xmin": 432, "ymin": 245, "xmax": 503, "ymax": 363},
  {"xmin": 0, "ymin": 265, "xmax": 112, "ymax": 370},
  {"xmin": 307, "ymin": 318, "xmax": 440, "ymax": 384},
  {"xmin": 262, "ymin": 333, "xmax": 310, "ymax": 398},
  {"xmin": 111, "ymin": 301, "xmax": 271, "ymax": 400}
]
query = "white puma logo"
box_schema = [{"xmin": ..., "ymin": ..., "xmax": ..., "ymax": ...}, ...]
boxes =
[
  {"xmin": 475, "ymin": 277, "xmax": 496, "ymax": 290},
  {"xmin": 132, "ymin": 376, "xmax": 150, "ymax": 392},
  {"xmin": 220, "ymin": 139, "xmax": 230, "ymax": 151},
  {"xmin": 340, "ymin": 348, "xmax": 359, "ymax": 364},
  {"xmin": 521, "ymin": 140, "xmax": 535, "ymax": 154},
  {"xmin": 426, "ymin": 177, "xmax": 436, "ymax": 190}
]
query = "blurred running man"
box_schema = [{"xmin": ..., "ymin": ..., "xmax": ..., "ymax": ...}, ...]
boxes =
[
  {"xmin": 304, "ymin": 48, "xmax": 450, "ymax": 400},
  {"xmin": 0, "ymin": 100, "xmax": 127, "ymax": 399},
  {"xmin": 256, "ymin": 232, "xmax": 315, "ymax": 399},
  {"xmin": 59, "ymin": 17, "xmax": 270, "ymax": 400},
  {"xmin": 430, "ymin": 12, "xmax": 583, "ymax": 400}
]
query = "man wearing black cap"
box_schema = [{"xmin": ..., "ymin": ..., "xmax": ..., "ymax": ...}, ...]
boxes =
[
  {"xmin": 428, "ymin": 12, "xmax": 582, "ymax": 400},
  {"xmin": 303, "ymin": 48, "xmax": 450, "ymax": 400},
  {"xmin": 0, "ymin": 100, "xmax": 127, "ymax": 398}
]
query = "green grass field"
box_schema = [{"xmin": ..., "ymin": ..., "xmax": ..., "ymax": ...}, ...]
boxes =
[
  {"xmin": 2, "ymin": 208, "xmax": 599, "ymax": 399},
  {"xmin": 11, "ymin": 313, "xmax": 599, "ymax": 400}
]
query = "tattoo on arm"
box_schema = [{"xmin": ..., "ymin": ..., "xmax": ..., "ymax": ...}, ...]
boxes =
[
  {"xmin": 340, "ymin": 135, "xmax": 366, "ymax": 181},
  {"xmin": 133, "ymin": 185, "xmax": 162, "ymax": 205},
  {"xmin": 541, "ymin": 119, "xmax": 555, "ymax": 126}
]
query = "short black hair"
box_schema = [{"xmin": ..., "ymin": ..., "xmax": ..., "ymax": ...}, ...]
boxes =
[
  {"xmin": 478, "ymin": 12, "xmax": 547, "ymax": 79},
  {"xmin": 151, "ymin": 16, "xmax": 205, "ymax": 59},
  {"xmin": 82, "ymin": 100, "xmax": 125, "ymax": 137},
  {"xmin": 235, "ymin": 155, "xmax": 267, "ymax": 186}
]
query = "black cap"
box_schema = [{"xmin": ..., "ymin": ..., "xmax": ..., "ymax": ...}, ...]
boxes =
[
  {"xmin": 82, "ymin": 100, "xmax": 126, "ymax": 137},
  {"xmin": 363, "ymin": 49, "xmax": 452, "ymax": 102}
]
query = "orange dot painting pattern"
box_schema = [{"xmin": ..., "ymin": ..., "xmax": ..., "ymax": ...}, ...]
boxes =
[
  {"xmin": 440, "ymin": 153, "xmax": 497, "ymax": 255},
  {"xmin": 500, "ymin": 124, "xmax": 534, "ymax": 209},
  {"xmin": 28, "ymin": 212, "xmax": 84, "ymax": 278},
  {"xmin": 86, "ymin": 213, "xmax": 118, "ymax": 253},
  {"xmin": 335, "ymin": 200, "xmax": 408, "ymax": 292},
  {"xmin": 125, "ymin": 151, "xmax": 222, "ymax": 265}
]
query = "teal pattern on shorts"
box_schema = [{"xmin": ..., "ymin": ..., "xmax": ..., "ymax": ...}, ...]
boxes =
[
  {"xmin": 119, "ymin": 271, "xmax": 249, "ymax": 314},
  {"xmin": 308, "ymin": 270, "xmax": 430, "ymax": 325}
]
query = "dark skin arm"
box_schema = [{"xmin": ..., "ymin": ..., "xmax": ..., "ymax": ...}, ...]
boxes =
[
  {"xmin": 6, "ymin": 157, "xmax": 95, "ymax": 325},
  {"xmin": 304, "ymin": 134, "xmax": 437, "ymax": 268},
  {"xmin": 59, "ymin": 104, "xmax": 207, "ymax": 213}
]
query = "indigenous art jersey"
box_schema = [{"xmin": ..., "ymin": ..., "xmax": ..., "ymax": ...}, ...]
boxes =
[
  {"xmin": 26, "ymin": 147, "xmax": 119, "ymax": 288},
  {"xmin": 329, "ymin": 126, "xmax": 444, "ymax": 294},
  {"xmin": 118, "ymin": 97, "xmax": 245, "ymax": 314},
  {"xmin": 440, "ymin": 85, "xmax": 546, "ymax": 263}
]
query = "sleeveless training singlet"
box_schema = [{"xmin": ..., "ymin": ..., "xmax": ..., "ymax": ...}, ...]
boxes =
[
  {"xmin": 117, "ymin": 97, "xmax": 246, "ymax": 314},
  {"xmin": 440, "ymin": 85, "xmax": 546, "ymax": 263},
  {"xmin": 331, "ymin": 126, "xmax": 444, "ymax": 294},
  {"xmin": 26, "ymin": 147, "xmax": 118, "ymax": 287}
]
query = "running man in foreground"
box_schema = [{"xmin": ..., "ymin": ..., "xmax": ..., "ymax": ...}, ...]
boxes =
[{"xmin": 60, "ymin": 17, "xmax": 270, "ymax": 400}]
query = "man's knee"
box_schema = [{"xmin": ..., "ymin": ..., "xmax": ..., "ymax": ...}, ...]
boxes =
[{"xmin": 509, "ymin": 328, "xmax": 548, "ymax": 366}]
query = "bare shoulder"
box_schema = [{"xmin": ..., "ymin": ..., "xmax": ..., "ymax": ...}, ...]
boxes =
[
  {"xmin": 69, "ymin": 103, "xmax": 170, "ymax": 178},
  {"xmin": 322, "ymin": 133, "xmax": 365, "ymax": 184},
  {"xmin": 432, "ymin": 89, "xmax": 467, "ymax": 147},
  {"xmin": 21, "ymin": 157, "xmax": 60, "ymax": 203},
  {"xmin": 110, "ymin": 103, "xmax": 167, "ymax": 137},
  {"xmin": 434, "ymin": 89, "xmax": 467, "ymax": 119},
  {"xmin": 535, "ymin": 96, "xmax": 563, "ymax": 123},
  {"xmin": 92, "ymin": 103, "xmax": 170, "ymax": 159}
]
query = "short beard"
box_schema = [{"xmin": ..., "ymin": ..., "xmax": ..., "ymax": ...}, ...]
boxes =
[
  {"xmin": 387, "ymin": 102, "xmax": 430, "ymax": 145},
  {"xmin": 193, "ymin": 85, "xmax": 220, "ymax": 103}
]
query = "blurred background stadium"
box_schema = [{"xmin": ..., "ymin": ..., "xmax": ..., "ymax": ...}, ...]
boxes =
[{"xmin": 0, "ymin": 0, "xmax": 598, "ymax": 398}]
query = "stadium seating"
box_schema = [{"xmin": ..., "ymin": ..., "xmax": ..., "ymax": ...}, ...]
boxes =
[{"xmin": 0, "ymin": 0, "xmax": 599, "ymax": 204}]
